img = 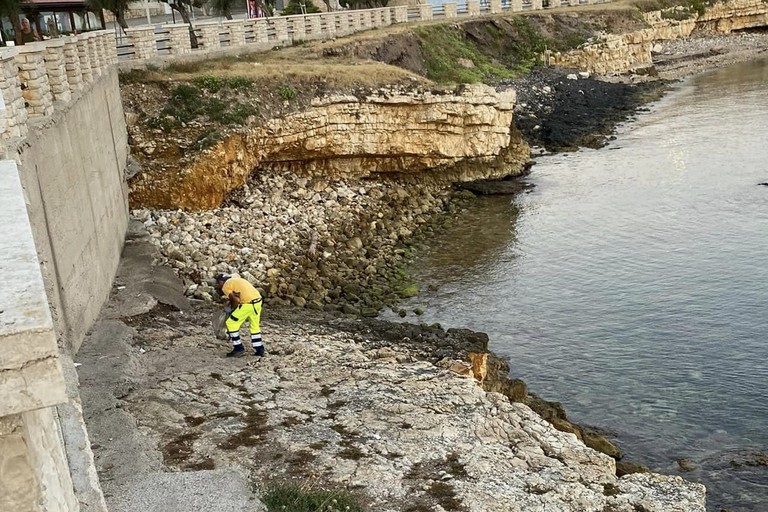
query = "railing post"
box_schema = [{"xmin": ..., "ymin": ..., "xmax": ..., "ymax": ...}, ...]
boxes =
[
  {"xmin": 547, "ymin": 0, "xmax": 561, "ymax": 8},
  {"xmin": 418, "ymin": 4, "xmax": 433, "ymax": 20},
  {"xmin": 75, "ymin": 34, "xmax": 93, "ymax": 84},
  {"xmin": 62, "ymin": 36, "xmax": 83, "ymax": 94},
  {"xmin": 444, "ymin": 2, "xmax": 458, "ymax": 17},
  {"xmin": 319, "ymin": 13, "xmax": 336, "ymax": 38},
  {"xmin": 272, "ymin": 17, "xmax": 289, "ymax": 43},
  {"xmin": 392, "ymin": 6, "xmax": 408, "ymax": 23},
  {"xmin": 224, "ymin": 20, "xmax": 245, "ymax": 46},
  {"xmin": 467, "ymin": 0, "xmax": 481, "ymax": 15},
  {"xmin": 288, "ymin": 16, "xmax": 306, "ymax": 41},
  {"xmin": 165, "ymin": 24, "xmax": 192, "ymax": 55},
  {"xmin": 511, "ymin": 0, "xmax": 523, "ymax": 10},
  {"xmin": 490, "ymin": 0, "xmax": 502, "ymax": 12},
  {"xmin": 364, "ymin": 9, "xmax": 376, "ymax": 28},
  {"xmin": 251, "ymin": 19, "xmax": 269, "ymax": 42},
  {"xmin": 15, "ymin": 43, "xmax": 54, "ymax": 119},
  {"xmin": 125, "ymin": 26, "xmax": 157, "ymax": 60},
  {"xmin": 198, "ymin": 22, "xmax": 221, "ymax": 50},
  {"xmin": 43, "ymin": 39, "xmax": 71, "ymax": 105},
  {"xmin": 102, "ymin": 30, "xmax": 118, "ymax": 65},
  {"xmin": 304, "ymin": 14, "xmax": 323, "ymax": 39},
  {"xmin": 86, "ymin": 33, "xmax": 103, "ymax": 78},
  {"xmin": 381, "ymin": 7, "xmax": 392, "ymax": 25},
  {"xmin": 531, "ymin": 0, "xmax": 543, "ymax": 8},
  {"xmin": 95, "ymin": 31, "xmax": 109, "ymax": 73},
  {"xmin": 0, "ymin": 48, "xmax": 28, "ymax": 140}
]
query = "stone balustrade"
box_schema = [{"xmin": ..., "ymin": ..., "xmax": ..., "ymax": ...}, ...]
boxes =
[
  {"xmin": 289, "ymin": 17, "xmax": 307, "ymax": 41},
  {"xmin": 0, "ymin": 30, "xmax": 114, "ymax": 145},
  {"xmin": 165, "ymin": 24, "xmax": 193, "ymax": 54},
  {"xmin": 124, "ymin": 26, "xmax": 157, "ymax": 59},
  {"xmin": 108, "ymin": 0, "xmax": 625, "ymax": 64},
  {"xmin": 16, "ymin": 43, "xmax": 54, "ymax": 118}
]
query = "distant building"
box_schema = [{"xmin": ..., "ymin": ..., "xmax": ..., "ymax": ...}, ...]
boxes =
[{"xmin": 1, "ymin": 0, "xmax": 105, "ymax": 46}]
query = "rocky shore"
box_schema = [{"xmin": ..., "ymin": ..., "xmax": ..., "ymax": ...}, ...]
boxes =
[
  {"xmin": 78, "ymin": 229, "xmax": 706, "ymax": 510},
  {"xmin": 93, "ymin": 20, "xmax": 768, "ymax": 511}
]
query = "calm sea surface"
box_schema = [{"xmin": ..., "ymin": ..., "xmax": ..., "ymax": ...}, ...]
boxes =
[{"xmin": 388, "ymin": 59, "xmax": 768, "ymax": 510}]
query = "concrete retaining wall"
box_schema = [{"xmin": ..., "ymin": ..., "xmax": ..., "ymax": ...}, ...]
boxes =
[
  {"xmin": 16, "ymin": 67, "xmax": 129, "ymax": 354},
  {"xmin": 0, "ymin": 31, "xmax": 128, "ymax": 512}
]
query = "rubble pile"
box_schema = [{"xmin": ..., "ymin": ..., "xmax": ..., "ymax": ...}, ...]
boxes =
[{"xmin": 135, "ymin": 172, "xmax": 465, "ymax": 313}]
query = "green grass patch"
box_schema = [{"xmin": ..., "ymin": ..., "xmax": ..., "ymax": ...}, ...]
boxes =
[
  {"xmin": 261, "ymin": 484, "xmax": 365, "ymax": 512},
  {"xmin": 147, "ymin": 83, "xmax": 258, "ymax": 131},
  {"xmin": 632, "ymin": 0, "xmax": 712, "ymax": 15},
  {"xmin": 278, "ymin": 83, "xmax": 298, "ymax": 100},
  {"xmin": 414, "ymin": 17, "xmax": 590, "ymax": 85},
  {"xmin": 193, "ymin": 75, "xmax": 254, "ymax": 92},
  {"xmin": 415, "ymin": 25, "xmax": 515, "ymax": 84}
]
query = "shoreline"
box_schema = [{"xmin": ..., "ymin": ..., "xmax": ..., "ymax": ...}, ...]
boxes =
[{"xmin": 82, "ymin": 31, "xmax": 768, "ymax": 511}]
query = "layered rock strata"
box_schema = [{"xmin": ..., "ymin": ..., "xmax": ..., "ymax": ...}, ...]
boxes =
[
  {"xmin": 547, "ymin": 0, "xmax": 768, "ymax": 74},
  {"xmin": 129, "ymin": 84, "xmax": 529, "ymax": 211}
]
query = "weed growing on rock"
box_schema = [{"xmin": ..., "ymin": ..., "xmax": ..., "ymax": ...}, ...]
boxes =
[
  {"xmin": 193, "ymin": 75, "xmax": 254, "ymax": 93},
  {"xmin": 165, "ymin": 61, "xmax": 204, "ymax": 74},
  {"xmin": 279, "ymin": 84, "xmax": 298, "ymax": 100},
  {"xmin": 162, "ymin": 431, "xmax": 201, "ymax": 465},
  {"xmin": 218, "ymin": 406, "xmax": 272, "ymax": 449},
  {"xmin": 261, "ymin": 484, "xmax": 364, "ymax": 512}
]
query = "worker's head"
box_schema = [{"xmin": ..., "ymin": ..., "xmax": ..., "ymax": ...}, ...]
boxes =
[
  {"xmin": 20, "ymin": 18, "xmax": 31, "ymax": 30},
  {"xmin": 214, "ymin": 273, "xmax": 231, "ymax": 290}
]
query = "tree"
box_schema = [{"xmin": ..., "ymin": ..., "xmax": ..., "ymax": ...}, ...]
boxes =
[
  {"xmin": 86, "ymin": 0, "xmax": 130, "ymax": 30},
  {"xmin": 0, "ymin": 0, "xmax": 24, "ymax": 45},
  {"xmin": 207, "ymin": 0, "xmax": 236, "ymax": 19},
  {"xmin": 159, "ymin": 0, "xmax": 201, "ymax": 48},
  {"xmin": 280, "ymin": 0, "xmax": 319, "ymax": 15},
  {"xmin": 338, "ymin": 0, "xmax": 386, "ymax": 8}
]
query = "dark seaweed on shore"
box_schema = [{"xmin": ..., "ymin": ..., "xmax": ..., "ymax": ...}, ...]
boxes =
[{"xmin": 502, "ymin": 67, "xmax": 669, "ymax": 152}]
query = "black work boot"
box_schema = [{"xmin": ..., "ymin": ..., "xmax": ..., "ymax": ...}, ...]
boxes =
[{"xmin": 226, "ymin": 344, "xmax": 246, "ymax": 357}]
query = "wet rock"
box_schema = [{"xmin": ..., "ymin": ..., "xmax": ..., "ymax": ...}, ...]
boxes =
[
  {"xmin": 616, "ymin": 461, "xmax": 651, "ymax": 477},
  {"xmin": 400, "ymin": 284, "xmax": 420, "ymax": 299},
  {"xmin": 677, "ymin": 458, "xmax": 697, "ymax": 472}
]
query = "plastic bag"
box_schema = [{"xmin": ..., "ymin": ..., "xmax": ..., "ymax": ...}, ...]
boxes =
[{"xmin": 211, "ymin": 309, "xmax": 229, "ymax": 340}]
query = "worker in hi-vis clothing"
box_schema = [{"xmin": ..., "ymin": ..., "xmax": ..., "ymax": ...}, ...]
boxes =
[{"xmin": 214, "ymin": 274, "xmax": 265, "ymax": 358}]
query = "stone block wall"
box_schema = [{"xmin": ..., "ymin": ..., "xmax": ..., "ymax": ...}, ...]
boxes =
[{"xmin": 0, "ymin": 28, "xmax": 128, "ymax": 512}]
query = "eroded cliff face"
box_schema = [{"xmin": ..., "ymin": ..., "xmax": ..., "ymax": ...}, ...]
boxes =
[
  {"xmin": 129, "ymin": 84, "xmax": 529, "ymax": 211},
  {"xmin": 548, "ymin": 0, "xmax": 768, "ymax": 74}
]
